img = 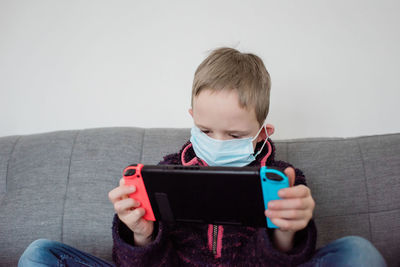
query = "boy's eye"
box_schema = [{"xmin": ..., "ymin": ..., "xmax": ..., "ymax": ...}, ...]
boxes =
[
  {"xmin": 201, "ymin": 130, "xmax": 210, "ymax": 134},
  {"xmin": 230, "ymin": 134, "xmax": 240, "ymax": 139}
]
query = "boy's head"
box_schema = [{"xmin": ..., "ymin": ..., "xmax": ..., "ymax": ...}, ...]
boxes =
[
  {"xmin": 191, "ymin": 47, "xmax": 271, "ymax": 127},
  {"xmin": 189, "ymin": 47, "xmax": 274, "ymax": 145}
]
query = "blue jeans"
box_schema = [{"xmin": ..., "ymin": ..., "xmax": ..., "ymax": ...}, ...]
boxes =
[
  {"xmin": 299, "ymin": 236, "xmax": 387, "ymax": 267},
  {"xmin": 19, "ymin": 236, "xmax": 386, "ymax": 266},
  {"xmin": 18, "ymin": 239, "xmax": 114, "ymax": 267}
]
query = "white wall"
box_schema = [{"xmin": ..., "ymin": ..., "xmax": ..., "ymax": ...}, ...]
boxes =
[{"xmin": 1, "ymin": 0, "xmax": 399, "ymax": 139}]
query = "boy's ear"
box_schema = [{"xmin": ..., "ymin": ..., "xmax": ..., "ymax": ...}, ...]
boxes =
[
  {"xmin": 257, "ymin": 124, "xmax": 275, "ymax": 142},
  {"xmin": 188, "ymin": 108, "xmax": 193, "ymax": 118},
  {"xmin": 266, "ymin": 124, "xmax": 275, "ymax": 137}
]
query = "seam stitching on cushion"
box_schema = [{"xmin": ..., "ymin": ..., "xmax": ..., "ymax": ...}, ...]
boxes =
[
  {"xmin": 274, "ymin": 132, "xmax": 399, "ymax": 144},
  {"xmin": 286, "ymin": 142, "xmax": 289, "ymax": 162},
  {"xmin": 314, "ymin": 208, "xmax": 399, "ymax": 219},
  {"xmin": 139, "ymin": 129, "xmax": 145, "ymax": 163},
  {"xmin": 5, "ymin": 136, "xmax": 21, "ymax": 193},
  {"xmin": 61, "ymin": 130, "xmax": 80, "ymax": 243},
  {"xmin": 356, "ymin": 139, "xmax": 373, "ymax": 241}
]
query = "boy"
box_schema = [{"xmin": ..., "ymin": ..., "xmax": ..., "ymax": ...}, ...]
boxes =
[
  {"xmin": 110, "ymin": 47, "xmax": 316, "ymax": 265},
  {"xmin": 19, "ymin": 48, "xmax": 386, "ymax": 266}
]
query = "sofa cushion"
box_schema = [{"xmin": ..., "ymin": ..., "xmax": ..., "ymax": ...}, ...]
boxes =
[{"xmin": 0, "ymin": 128, "xmax": 398, "ymax": 266}]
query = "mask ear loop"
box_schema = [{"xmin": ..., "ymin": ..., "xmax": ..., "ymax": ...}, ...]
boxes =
[{"xmin": 253, "ymin": 124, "xmax": 272, "ymax": 167}]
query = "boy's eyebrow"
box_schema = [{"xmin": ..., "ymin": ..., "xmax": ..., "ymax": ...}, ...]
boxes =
[
  {"xmin": 195, "ymin": 123, "xmax": 209, "ymax": 129},
  {"xmin": 227, "ymin": 130, "xmax": 249, "ymax": 134},
  {"xmin": 196, "ymin": 124, "xmax": 249, "ymax": 134},
  {"xmin": 225, "ymin": 130, "xmax": 251, "ymax": 136}
]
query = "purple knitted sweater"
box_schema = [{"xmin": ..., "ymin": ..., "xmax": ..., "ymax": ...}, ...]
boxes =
[{"xmin": 112, "ymin": 139, "xmax": 317, "ymax": 266}]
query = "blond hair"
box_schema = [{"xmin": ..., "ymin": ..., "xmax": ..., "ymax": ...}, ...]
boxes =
[{"xmin": 192, "ymin": 47, "xmax": 271, "ymax": 125}]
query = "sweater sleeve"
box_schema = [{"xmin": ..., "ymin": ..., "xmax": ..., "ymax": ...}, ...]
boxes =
[
  {"xmin": 257, "ymin": 160, "xmax": 317, "ymax": 266},
  {"xmin": 254, "ymin": 220, "xmax": 316, "ymax": 266},
  {"xmin": 111, "ymin": 153, "xmax": 183, "ymax": 266},
  {"xmin": 111, "ymin": 214, "xmax": 178, "ymax": 266}
]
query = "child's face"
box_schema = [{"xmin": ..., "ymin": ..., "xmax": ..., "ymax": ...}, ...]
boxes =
[{"xmin": 189, "ymin": 89, "xmax": 273, "ymax": 149}]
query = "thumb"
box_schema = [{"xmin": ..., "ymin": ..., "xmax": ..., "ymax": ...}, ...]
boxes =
[{"xmin": 283, "ymin": 167, "xmax": 296, "ymax": 187}]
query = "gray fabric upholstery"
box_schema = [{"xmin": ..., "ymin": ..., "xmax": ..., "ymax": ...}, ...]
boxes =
[{"xmin": 0, "ymin": 128, "xmax": 399, "ymax": 266}]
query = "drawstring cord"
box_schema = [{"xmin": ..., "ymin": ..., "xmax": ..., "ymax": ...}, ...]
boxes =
[
  {"xmin": 180, "ymin": 138, "xmax": 272, "ymax": 259},
  {"xmin": 260, "ymin": 139, "xmax": 272, "ymax": 167},
  {"xmin": 181, "ymin": 143, "xmax": 207, "ymax": 166}
]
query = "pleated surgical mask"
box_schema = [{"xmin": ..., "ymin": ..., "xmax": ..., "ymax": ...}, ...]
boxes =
[{"xmin": 190, "ymin": 124, "xmax": 268, "ymax": 167}]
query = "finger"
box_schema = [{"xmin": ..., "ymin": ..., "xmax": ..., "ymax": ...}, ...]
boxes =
[
  {"xmin": 268, "ymin": 197, "xmax": 311, "ymax": 210},
  {"xmin": 124, "ymin": 207, "xmax": 147, "ymax": 228},
  {"xmin": 269, "ymin": 218, "xmax": 309, "ymax": 231},
  {"xmin": 265, "ymin": 209, "xmax": 311, "ymax": 220},
  {"xmin": 108, "ymin": 185, "xmax": 136, "ymax": 203},
  {"xmin": 278, "ymin": 185, "xmax": 310, "ymax": 199},
  {"xmin": 125, "ymin": 208, "xmax": 154, "ymax": 237},
  {"xmin": 283, "ymin": 167, "xmax": 295, "ymax": 187},
  {"xmin": 119, "ymin": 178, "xmax": 128, "ymax": 200},
  {"xmin": 114, "ymin": 198, "xmax": 141, "ymax": 214},
  {"xmin": 118, "ymin": 207, "xmax": 145, "ymax": 231}
]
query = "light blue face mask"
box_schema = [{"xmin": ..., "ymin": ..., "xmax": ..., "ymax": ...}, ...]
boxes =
[{"xmin": 190, "ymin": 124, "xmax": 268, "ymax": 167}]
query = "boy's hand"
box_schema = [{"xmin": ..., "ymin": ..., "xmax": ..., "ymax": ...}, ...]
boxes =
[
  {"xmin": 108, "ymin": 178, "xmax": 154, "ymax": 246},
  {"xmin": 264, "ymin": 167, "xmax": 315, "ymax": 232}
]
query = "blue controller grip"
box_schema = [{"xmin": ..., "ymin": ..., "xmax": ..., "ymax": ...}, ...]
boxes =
[{"xmin": 260, "ymin": 166, "xmax": 290, "ymax": 228}]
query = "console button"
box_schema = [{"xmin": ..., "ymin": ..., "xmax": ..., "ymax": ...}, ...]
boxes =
[
  {"xmin": 124, "ymin": 169, "xmax": 136, "ymax": 176},
  {"xmin": 267, "ymin": 173, "xmax": 283, "ymax": 181}
]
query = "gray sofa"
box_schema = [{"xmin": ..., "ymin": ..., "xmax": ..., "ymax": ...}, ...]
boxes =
[{"xmin": 0, "ymin": 127, "xmax": 399, "ymax": 266}]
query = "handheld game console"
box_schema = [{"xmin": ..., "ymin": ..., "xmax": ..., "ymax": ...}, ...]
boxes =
[{"xmin": 123, "ymin": 164, "xmax": 289, "ymax": 228}]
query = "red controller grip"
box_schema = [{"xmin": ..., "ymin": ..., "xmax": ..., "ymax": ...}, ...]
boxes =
[{"xmin": 123, "ymin": 164, "xmax": 156, "ymax": 221}]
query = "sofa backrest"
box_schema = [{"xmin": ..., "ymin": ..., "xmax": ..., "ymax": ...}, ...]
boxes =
[{"xmin": 0, "ymin": 128, "xmax": 399, "ymax": 266}]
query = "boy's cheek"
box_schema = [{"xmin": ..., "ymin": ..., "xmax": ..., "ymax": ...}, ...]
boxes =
[{"xmin": 251, "ymin": 139, "xmax": 259, "ymax": 150}]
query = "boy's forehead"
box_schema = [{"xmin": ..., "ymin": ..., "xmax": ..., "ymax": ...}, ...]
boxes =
[{"xmin": 192, "ymin": 89, "xmax": 259, "ymax": 129}]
